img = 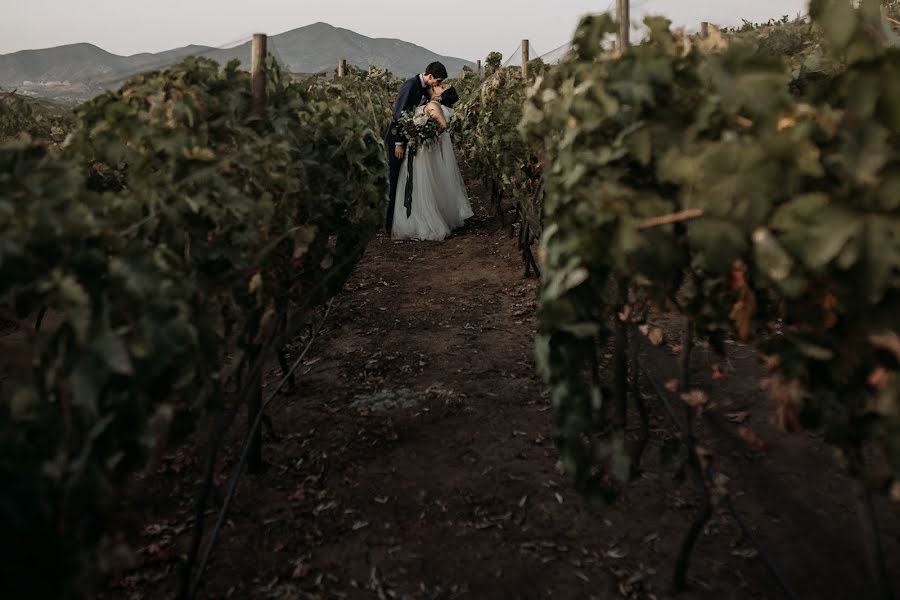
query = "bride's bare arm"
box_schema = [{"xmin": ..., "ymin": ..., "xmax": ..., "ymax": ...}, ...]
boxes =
[{"xmin": 426, "ymin": 101, "xmax": 449, "ymax": 129}]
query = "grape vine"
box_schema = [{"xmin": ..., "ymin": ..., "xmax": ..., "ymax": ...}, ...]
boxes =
[
  {"xmin": 0, "ymin": 55, "xmax": 387, "ymax": 597},
  {"xmin": 524, "ymin": 0, "xmax": 899, "ymax": 592}
]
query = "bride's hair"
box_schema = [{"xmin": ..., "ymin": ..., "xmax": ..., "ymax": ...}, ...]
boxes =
[
  {"xmin": 428, "ymin": 85, "xmax": 459, "ymax": 108},
  {"xmin": 439, "ymin": 87, "xmax": 460, "ymax": 108}
]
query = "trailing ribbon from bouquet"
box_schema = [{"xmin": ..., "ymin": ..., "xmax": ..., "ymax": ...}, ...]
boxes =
[
  {"xmin": 404, "ymin": 145, "xmax": 417, "ymax": 217},
  {"xmin": 393, "ymin": 109, "xmax": 444, "ymax": 218}
]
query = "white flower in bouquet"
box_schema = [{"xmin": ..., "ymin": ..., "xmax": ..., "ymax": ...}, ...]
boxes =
[{"xmin": 413, "ymin": 113, "xmax": 429, "ymax": 127}]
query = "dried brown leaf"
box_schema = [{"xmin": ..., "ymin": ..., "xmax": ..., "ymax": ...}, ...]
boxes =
[
  {"xmin": 763, "ymin": 375, "xmax": 802, "ymax": 432},
  {"xmin": 711, "ymin": 472, "xmax": 730, "ymax": 504},
  {"xmin": 777, "ymin": 117, "xmax": 796, "ymax": 130},
  {"xmin": 681, "ymin": 390, "xmax": 708, "ymax": 408},
  {"xmin": 694, "ymin": 446, "xmax": 714, "ymax": 471},
  {"xmin": 292, "ymin": 562, "xmax": 311, "ymax": 579},
  {"xmin": 870, "ymin": 332, "xmax": 900, "ymax": 362},
  {"xmin": 868, "ymin": 367, "xmax": 892, "ymax": 390},
  {"xmin": 711, "ymin": 364, "xmax": 727, "ymax": 380},
  {"xmin": 697, "ymin": 22, "xmax": 729, "ymax": 51},
  {"xmin": 725, "ymin": 411, "xmax": 749, "ymax": 424},
  {"xmin": 737, "ymin": 426, "xmax": 767, "ymax": 451}
]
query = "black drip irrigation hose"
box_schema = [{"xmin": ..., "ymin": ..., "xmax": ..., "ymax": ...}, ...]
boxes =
[{"xmin": 643, "ymin": 364, "xmax": 798, "ymax": 600}]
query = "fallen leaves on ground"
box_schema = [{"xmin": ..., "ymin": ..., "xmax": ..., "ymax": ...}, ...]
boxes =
[
  {"xmin": 737, "ymin": 426, "xmax": 767, "ymax": 452},
  {"xmin": 681, "ymin": 390, "xmax": 708, "ymax": 408},
  {"xmin": 711, "ymin": 364, "xmax": 727, "ymax": 380},
  {"xmin": 725, "ymin": 412, "xmax": 750, "ymax": 424}
]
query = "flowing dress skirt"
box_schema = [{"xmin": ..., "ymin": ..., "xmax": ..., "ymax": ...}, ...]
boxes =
[{"xmin": 391, "ymin": 131, "xmax": 473, "ymax": 241}]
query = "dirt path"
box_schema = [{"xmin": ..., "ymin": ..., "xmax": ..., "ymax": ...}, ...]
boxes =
[{"xmin": 107, "ymin": 195, "xmax": 900, "ymax": 600}]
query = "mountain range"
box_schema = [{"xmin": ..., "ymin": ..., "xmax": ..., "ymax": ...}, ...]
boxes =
[{"xmin": 0, "ymin": 22, "xmax": 474, "ymax": 102}]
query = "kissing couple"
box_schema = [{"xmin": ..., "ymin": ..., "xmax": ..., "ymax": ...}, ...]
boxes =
[{"xmin": 383, "ymin": 61, "xmax": 473, "ymax": 241}]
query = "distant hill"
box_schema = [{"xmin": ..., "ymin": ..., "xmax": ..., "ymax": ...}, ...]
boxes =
[{"xmin": 0, "ymin": 23, "xmax": 474, "ymax": 102}]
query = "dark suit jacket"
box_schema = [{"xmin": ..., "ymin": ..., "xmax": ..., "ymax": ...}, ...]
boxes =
[{"xmin": 384, "ymin": 74, "xmax": 427, "ymax": 147}]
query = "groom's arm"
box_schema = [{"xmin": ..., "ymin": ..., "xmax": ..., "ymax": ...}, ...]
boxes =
[
  {"xmin": 393, "ymin": 78, "xmax": 417, "ymax": 123},
  {"xmin": 392, "ymin": 78, "xmax": 417, "ymax": 146}
]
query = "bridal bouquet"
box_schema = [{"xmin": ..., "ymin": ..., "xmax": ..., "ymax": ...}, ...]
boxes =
[
  {"xmin": 392, "ymin": 109, "xmax": 445, "ymax": 217},
  {"xmin": 393, "ymin": 109, "xmax": 444, "ymax": 152}
]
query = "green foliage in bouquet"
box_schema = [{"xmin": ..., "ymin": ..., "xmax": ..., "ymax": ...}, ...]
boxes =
[
  {"xmin": 393, "ymin": 108, "xmax": 444, "ymax": 152},
  {"xmin": 393, "ymin": 108, "xmax": 445, "ymax": 217}
]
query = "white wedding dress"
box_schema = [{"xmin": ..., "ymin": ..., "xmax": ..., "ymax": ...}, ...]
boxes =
[{"xmin": 391, "ymin": 104, "xmax": 474, "ymax": 241}]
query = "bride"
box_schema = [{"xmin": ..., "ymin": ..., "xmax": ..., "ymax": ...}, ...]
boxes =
[{"xmin": 391, "ymin": 84, "xmax": 473, "ymax": 241}]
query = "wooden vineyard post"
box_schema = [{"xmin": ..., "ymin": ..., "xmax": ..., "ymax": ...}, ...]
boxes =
[
  {"xmin": 337, "ymin": 58, "xmax": 347, "ymax": 78},
  {"xmin": 700, "ymin": 21, "xmax": 709, "ymax": 38},
  {"xmin": 476, "ymin": 59, "xmax": 482, "ymax": 77},
  {"xmin": 251, "ymin": 33, "xmax": 267, "ymax": 117},
  {"xmin": 617, "ymin": 0, "xmax": 630, "ymax": 50},
  {"xmin": 248, "ymin": 32, "xmax": 267, "ymax": 473},
  {"xmin": 521, "ymin": 39, "xmax": 530, "ymax": 79}
]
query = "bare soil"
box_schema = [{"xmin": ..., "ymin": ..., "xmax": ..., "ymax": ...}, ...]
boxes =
[{"xmin": 101, "ymin": 190, "xmax": 900, "ymax": 600}]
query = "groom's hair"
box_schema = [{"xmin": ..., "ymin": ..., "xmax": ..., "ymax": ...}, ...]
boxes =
[{"xmin": 425, "ymin": 62, "xmax": 449, "ymax": 80}]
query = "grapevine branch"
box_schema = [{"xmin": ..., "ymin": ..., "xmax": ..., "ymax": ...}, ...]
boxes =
[
  {"xmin": 177, "ymin": 399, "xmax": 240, "ymax": 599},
  {"xmin": 187, "ymin": 299, "xmax": 333, "ymax": 600},
  {"xmin": 636, "ymin": 209, "xmax": 703, "ymax": 230}
]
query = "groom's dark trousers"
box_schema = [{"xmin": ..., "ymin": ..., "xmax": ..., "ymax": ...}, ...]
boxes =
[{"xmin": 384, "ymin": 74, "xmax": 427, "ymax": 231}]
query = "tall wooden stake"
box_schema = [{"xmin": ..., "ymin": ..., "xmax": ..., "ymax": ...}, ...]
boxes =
[
  {"xmin": 249, "ymin": 33, "xmax": 267, "ymax": 474},
  {"xmin": 521, "ymin": 39, "xmax": 530, "ymax": 79},
  {"xmin": 617, "ymin": 0, "xmax": 630, "ymax": 50},
  {"xmin": 337, "ymin": 58, "xmax": 347, "ymax": 78},
  {"xmin": 251, "ymin": 33, "xmax": 267, "ymax": 117},
  {"xmin": 476, "ymin": 59, "xmax": 482, "ymax": 77},
  {"xmin": 700, "ymin": 21, "xmax": 710, "ymax": 38}
]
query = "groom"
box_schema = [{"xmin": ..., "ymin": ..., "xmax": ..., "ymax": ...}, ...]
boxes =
[{"xmin": 384, "ymin": 61, "xmax": 449, "ymax": 231}]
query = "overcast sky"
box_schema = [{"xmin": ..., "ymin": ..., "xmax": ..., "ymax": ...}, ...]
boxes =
[{"xmin": 1, "ymin": 0, "xmax": 809, "ymax": 60}]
